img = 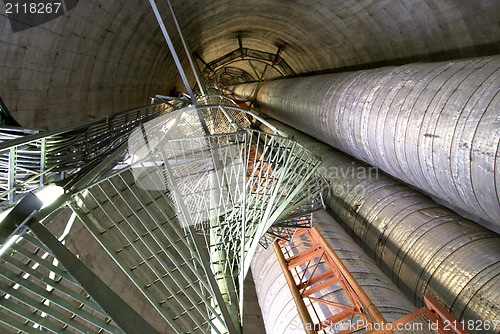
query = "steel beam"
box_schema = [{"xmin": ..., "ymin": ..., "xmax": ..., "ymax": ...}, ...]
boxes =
[
  {"xmin": 272, "ymin": 241, "xmax": 316, "ymax": 334},
  {"xmin": 164, "ymin": 0, "xmax": 207, "ymax": 96},
  {"xmin": 28, "ymin": 221, "xmax": 159, "ymax": 334}
]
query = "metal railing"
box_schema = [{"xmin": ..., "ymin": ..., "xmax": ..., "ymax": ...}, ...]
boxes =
[
  {"xmin": 69, "ymin": 168, "xmax": 231, "ymax": 333},
  {"xmin": 65, "ymin": 102, "xmax": 328, "ymax": 333},
  {"xmin": 0, "ymin": 97, "xmax": 328, "ymax": 334},
  {"xmin": 0, "ymin": 102, "xmax": 179, "ymax": 205}
]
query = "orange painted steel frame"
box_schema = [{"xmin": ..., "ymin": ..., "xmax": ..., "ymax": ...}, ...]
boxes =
[
  {"xmin": 274, "ymin": 226, "xmax": 472, "ymax": 334},
  {"xmin": 423, "ymin": 294, "xmax": 471, "ymax": 334},
  {"xmin": 369, "ymin": 294, "xmax": 471, "ymax": 334},
  {"xmin": 273, "ymin": 226, "xmax": 385, "ymax": 334}
]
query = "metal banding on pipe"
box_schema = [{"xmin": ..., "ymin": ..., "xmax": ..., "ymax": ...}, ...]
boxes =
[
  {"xmin": 230, "ymin": 56, "xmax": 500, "ymax": 227},
  {"xmin": 251, "ymin": 210, "xmax": 417, "ymax": 334},
  {"xmin": 257, "ymin": 120, "xmax": 500, "ymax": 334}
]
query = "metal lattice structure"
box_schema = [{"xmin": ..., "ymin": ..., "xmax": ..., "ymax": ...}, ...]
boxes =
[
  {"xmin": 0, "ymin": 231, "xmax": 122, "ymax": 334},
  {"xmin": 63, "ymin": 101, "xmax": 328, "ymax": 333},
  {"xmin": 273, "ymin": 226, "xmax": 471, "ymax": 334},
  {"xmin": 69, "ymin": 168, "xmax": 236, "ymax": 333},
  {"xmin": 0, "ymin": 102, "xmax": 179, "ymax": 204}
]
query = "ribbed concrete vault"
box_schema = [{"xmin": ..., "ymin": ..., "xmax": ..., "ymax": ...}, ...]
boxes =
[{"xmin": 1, "ymin": 0, "xmax": 500, "ymax": 129}]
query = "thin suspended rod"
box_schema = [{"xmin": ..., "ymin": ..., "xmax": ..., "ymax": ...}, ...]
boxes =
[
  {"xmin": 165, "ymin": 0, "xmax": 207, "ymax": 96},
  {"xmin": 148, "ymin": 0, "xmax": 196, "ymax": 105},
  {"xmin": 148, "ymin": 0, "xmax": 212, "ymax": 137}
]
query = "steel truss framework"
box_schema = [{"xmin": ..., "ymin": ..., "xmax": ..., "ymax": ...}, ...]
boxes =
[
  {"xmin": 201, "ymin": 44, "xmax": 296, "ymax": 89},
  {"xmin": 0, "ymin": 102, "xmax": 179, "ymax": 205},
  {"xmin": 0, "ymin": 97, "xmax": 328, "ymax": 333},
  {"xmin": 0, "ymin": 230, "xmax": 122, "ymax": 333}
]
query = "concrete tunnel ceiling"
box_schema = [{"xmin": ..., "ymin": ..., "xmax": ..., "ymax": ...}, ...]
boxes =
[
  {"xmin": 0, "ymin": 1, "xmax": 500, "ymax": 333},
  {"xmin": 1, "ymin": 0, "xmax": 500, "ymax": 130}
]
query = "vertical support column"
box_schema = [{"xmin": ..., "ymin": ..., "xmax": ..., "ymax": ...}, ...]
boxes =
[
  {"xmin": 39, "ymin": 138, "xmax": 46, "ymax": 187},
  {"xmin": 8, "ymin": 147, "xmax": 17, "ymax": 203},
  {"xmin": 239, "ymin": 132, "xmax": 247, "ymax": 323}
]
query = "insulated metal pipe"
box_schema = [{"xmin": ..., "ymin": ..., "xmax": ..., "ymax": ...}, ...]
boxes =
[
  {"xmin": 251, "ymin": 210, "xmax": 417, "ymax": 334},
  {"xmin": 230, "ymin": 56, "xmax": 500, "ymax": 228},
  {"xmin": 258, "ymin": 120, "xmax": 500, "ymax": 334}
]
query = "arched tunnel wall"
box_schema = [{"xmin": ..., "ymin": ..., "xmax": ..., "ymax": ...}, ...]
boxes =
[
  {"xmin": 231, "ymin": 56, "xmax": 500, "ymax": 229},
  {"xmin": 256, "ymin": 120, "xmax": 500, "ymax": 334}
]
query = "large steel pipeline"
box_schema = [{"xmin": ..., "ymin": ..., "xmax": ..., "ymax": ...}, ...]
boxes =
[
  {"xmin": 257, "ymin": 120, "xmax": 500, "ymax": 334},
  {"xmin": 251, "ymin": 210, "xmax": 417, "ymax": 334},
  {"xmin": 229, "ymin": 56, "xmax": 500, "ymax": 227}
]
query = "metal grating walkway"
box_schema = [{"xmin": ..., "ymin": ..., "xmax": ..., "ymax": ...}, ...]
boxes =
[{"xmin": 0, "ymin": 231, "xmax": 121, "ymax": 333}]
